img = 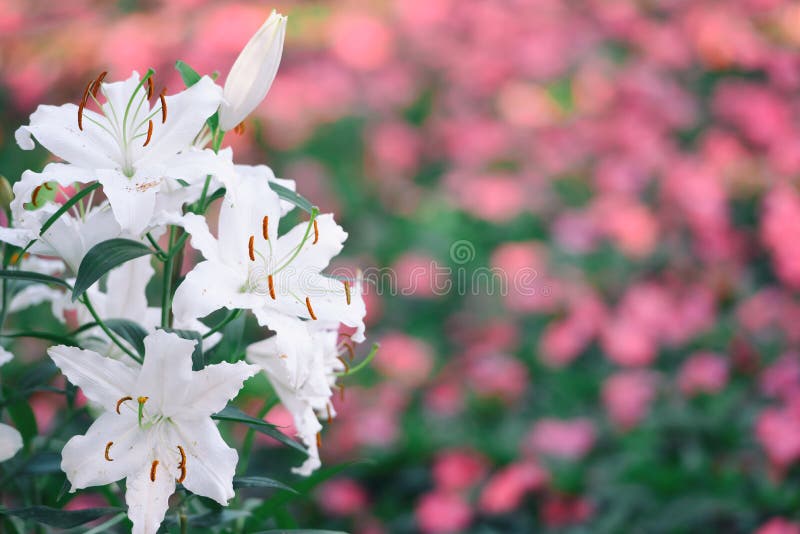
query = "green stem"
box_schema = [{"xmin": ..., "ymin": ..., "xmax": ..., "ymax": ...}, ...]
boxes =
[
  {"xmin": 161, "ymin": 227, "xmax": 176, "ymax": 328},
  {"xmin": 336, "ymin": 343, "xmax": 380, "ymax": 377},
  {"xmin": 145, "ymin": 232, "xmax": 167, "ymax": 261},
  {"xmin": 82, "ymin": 294, "xmax": 142, "ymax": 364},
  {"xmin": 203, "ymin": 309, "xmax": 241, "ymax": 339}
]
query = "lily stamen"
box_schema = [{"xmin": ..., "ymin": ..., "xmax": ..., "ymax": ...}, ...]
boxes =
[
  {"xmin": 343, "ymin": 280, "xmax": 351, "ymax": 305},
  {"xmin": 234, "ymin": 122, "xmax": 246, "ymax": 135},
  {"xmin": 92, "ymin": 71, "xmax": 108, "ymax": 98},
  {"xmin": 31, "ymin": 185, "xmax": 43, "ymax": 206},
  {"xmin": 337, "ymin": 356, "xmax": 350, "ymax": 373},
  {"xmin": 104, "ymin": 441, "xmax": 114, "ymax": 462},
  {"xmin": 248, "ymin": 235, "xmax": 255, "ymax": 261},
  {"xmin": 150, "ymin": 460, "xmax": 159, "ymax": 482},
  {"xmin": 116, "ymin": 396, "xmax": 133, "ymax": 414},
  {"xmin": 305, "ymin": 296, "xmax": 317, "ymax": 320},
  {"xmin": 262, "ymin": 215, "xmax": 269, "ymax": 240},
  {"xmin": 146, "ymin": 77, "xmax": 154, "ymax": 99},
  {"xmin": 268, "ymin": 274, "xmax": 276, "ymax": 300},
  {"xmin": 176, "ymin": 445, "xmax": 187, "ymax": 482},
  {"xmin": 159, "ymin": 88, "xmax": 167, "ymax": 123},
  {"xmin": 316, "ymin": 432, "xmax": 321, "ymax": 449},
  {"xmin": 313, "ymin": 219, "xmax": 319, "ymax": 244},
  {"xmin": 143, "ymin": 120, "xmax": 154, "ymax": 147},
  {"xmin": 77, "ymin": 79, "xmax": 94, "ymax": 131},
  {"xmin": 326, "ymin": 404, "xmax": 332, "ymax": 424}
]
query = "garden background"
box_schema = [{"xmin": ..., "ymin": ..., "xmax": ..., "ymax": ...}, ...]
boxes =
[{"xmin": 3, "ymin": 0, "xmax": 800, "ymax": 532}]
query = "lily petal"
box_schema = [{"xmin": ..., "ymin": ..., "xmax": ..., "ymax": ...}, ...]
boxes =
[
  {"xmin": 96, "ymin": 168, "xmax": 159, "ymax": 235},
  {"xmin": 15, "ymin": 104, "xmax": 120, "ymax": 169},
  {"xmin": 250, "ymin": 309, "xmax": 314, "ymax": 389},
  {"xmin": 61, "ymin": 411, "xmax": 142, "ymax": 490},
  {"xmin": 0, "ymin": 423, "xmax": 23, "ymax": 462},
  {"xmin": 142, "ymin": 76, "xmax": 223, "ymax": 165},
  {"xmin": 48, "ymin": 345, "xmax": 138, "ymax": 412},
  {"xmin": 171, "ymin": 260, "xmax": 260, "ymax": 323},
  {"xmin": 169, "ymin": 418, "xmax": 238, "ymax": 505},
  {"xmin": 125, "ymin": 460, "xmax": 176, "ymax": 534},
  {"xmin": 135, "ymin": 331, "xmax": 196, "ymax": 416},
  {"xmin": 174, "ymin": 361, "xmax": 257, "ymax": 419}
]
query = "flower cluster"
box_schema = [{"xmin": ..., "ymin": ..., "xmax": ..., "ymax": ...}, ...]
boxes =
[{"xmin": 0, "ymin": 10, "xmax": 369, "ymax": 534}]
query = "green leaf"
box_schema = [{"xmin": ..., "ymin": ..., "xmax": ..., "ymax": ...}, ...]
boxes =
[
  {"xmin": 72, "ymin": 239, "xmax": 153, "ymax": 301},
  {"xmin": 162, "ymin": 328, "xmax": 204, "ymax": 370},
  {"xmin": 6, "ymin": 399, "xmax": 36, "ymax": 445},
  {"xmin": 269, "ymin": 182, "xmax": 314, "ymax": 214},
  {"xmin": 175, "ymin": 60, "xmax": 202, "ymax": 87},
  {"xmin": 22, "ymin": 452, "xmax": 62, "ymax": 475},
  {"xmin": 0, "ymin": 270, "xmax": 70, "ymax": 289},
  {"xmin": 233, "ymin": 476, "xmax": 298, "ymax": 494},
  {"xmin": 212, "ymin": 405, "xmax": 305, "ymax": 454},
  {"xmin": 39, "ymin": 183, "xmax": 101, "ymax": 236},
  {"xmin": 254, "ymin": 531, "xmax": 348, "ymax": 534},
  {"xmin": 0, "ymin": 331, "xmax": 78, "ymax": 346},
  {"xmin": 0, "ymin": 507, "xmax": 122, "ymax": 529},
  {"xmin": 105, "ymin": 319, "xmax": 148, "ymax": 357}
]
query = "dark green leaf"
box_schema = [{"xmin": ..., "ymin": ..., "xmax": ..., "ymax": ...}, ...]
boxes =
[
  {"xmin": 72, "ymin": 239, "xmax": 152, "ymax": 301},
  {"xmin": 0, "ymin": 270, "xmax": 70, "ymax": 289},
  {"xmin": 39, "ymin": 183, "xmax": 101, "ymax": 236},
  {"xmin": 186, "ymin": 510, "xmax": 249, "ymax": 527},
  {"xmin": 269, "ymin": 182, "xmax": 314, "ymax": 214},
  {"xmin": 6, "ymin": 399, "xmax": 36, "ymax": 445},
  {"xmin": 212, "ymin": 405, "xmax": 305, "ymax": 453},
  {"xmin": 162, "ymin": 328, "xmax": 203, "ymax": 370},
  {"xmin": 0, "ymin": 506, "xmax": 122, "ymax": 528},
  {"xmin": 105, "ymin": 319, "xmax": 148, "ymax": 357},
  {"xmin": 0, "ymin": 331, "xmax": 78, "ymax": 346},
  {"xmin": 254, "ymin": 531, "xmax": 348, "ymax": 534},
  {"xmin": 233, "ymin": 476, "xmax": 298, "ymax": 494},
  {"xmin": 22, "ymin": 452, "xmax": 61, "ymax": 475}
]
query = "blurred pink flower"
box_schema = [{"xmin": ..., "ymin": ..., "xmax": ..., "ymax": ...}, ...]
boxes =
[
  {"xmin": 541, "ymin": 494, "xmax": 595, "ymax": 527},
  {"xmin": 374, "ymin": 333, "xmax": 434, "ymax": 387},
  {"xmin": 678, "ymin": 352, "xmax": 729, "ymax": 396},
  {"xmin": 329, "ymin": 12, "xmax": 394, "ymax": 71},
  {"xmin": 392, "ymin": 252, "xmax": 444, "ymax": 299},
  {"xmin": 756, "ymin": 408, "xmax": 800, "ymax": 470},
  {"xmin": 316, "ymin": 478, "xmax": 368, "ymax": 517},
  {"xmin": 368, "ymin": 121, "xmax": 422, "ymax": 176},
  {"xmin": 602, "ymin": 370, "xmax": 658, "ymax": 430},
  {"xmin": 761, "ymin": 352, "xmax": 800, "ymax": 400},
  {"xmin": 424, "ymin": 381, "xmax": 464, "ymax": 417},
  {"xmin": 525, "ymin": 418, "xmax": 596, "ymax": 460},
  {"xmin": 491, "ymin": 242, "xmax": 559, "ymax": 313},
  {"xmin": 415, "ymin": 491, "xmax": 472, "ymax": 534},
  {"xmin": 479, "ymin": 461, "xmax": 548, "ymax": 514},
  {"xmin": 466, "ymin": 352, "xmax": 528, "ymax": 404},
  {"xmin": 600, "ymin": 318, "xmax": 657, "ymax": 367},
  {"xmin": 432, "ymin": 448, "xmax": 488, "ymax": 492},
  {"xmin": 756, "ymin": 518, "xmax": 800, "ymax": 534},
  {"xmin": 450, "ymin": 173, "xmax": 527, "ymax": 223},
  {"xmin": 762, "ymin": 184, "xmax": 800, "ymax": 289}
]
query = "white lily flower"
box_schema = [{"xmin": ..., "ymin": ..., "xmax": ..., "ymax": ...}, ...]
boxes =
[
  {"xmin": 0, "ymin": 348, "xmax": 23, "ymax": 462},
  {"xmin": 219, "ymin": 10, "xmax": 287, "ymax": 131},
  {"xmin": 53, "ymin": 256, "xmax": 221, "ymax": 361},
  {"xmin": 15, "ymin": 71, "xmax": 230, "ymax": 234},
  {"xmin": 172, "ymin": 168, "xmax": 366, "ymax": 388},
  {"xmin": 0, "ymin": 171, "xmax": 133, "ymax": 273},
  {"xmin": 234, "ymin": 164, "xmax": 297, "ymax": 216},
  {"xmin": 246, "ymin": 320, "xmax": 351, "ymax": 476},
  {"xmin": 48, "ymin": 330, "xmax": 258, "ymax": 534}
]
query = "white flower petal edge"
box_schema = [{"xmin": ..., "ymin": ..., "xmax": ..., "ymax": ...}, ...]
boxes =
[
  {"xmin": 246, "ymin": 320, "xmax": 347, "ymax": 476},
  {"xmin": 49, "ymin": 330, "xmax": 258, "ymax": 534}
]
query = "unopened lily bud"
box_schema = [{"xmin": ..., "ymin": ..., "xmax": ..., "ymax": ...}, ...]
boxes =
[{"xmin": 219, "ymin": 10, "xmax": 287, "ymax": 131}]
